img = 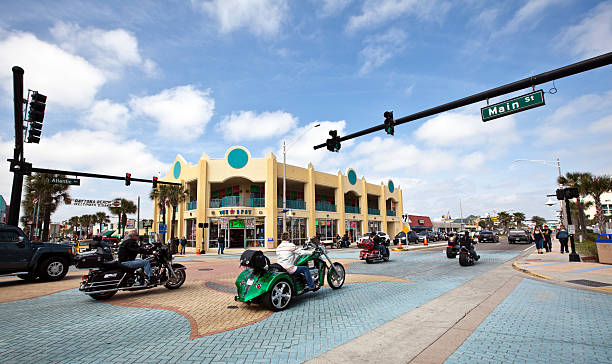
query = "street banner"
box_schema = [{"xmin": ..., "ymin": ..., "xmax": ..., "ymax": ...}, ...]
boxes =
[{"xmin": 69, "ymin": 199, "xmax": 122, "ymax": 207}]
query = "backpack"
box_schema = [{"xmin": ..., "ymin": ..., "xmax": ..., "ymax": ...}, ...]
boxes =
[
  {"xmin": 557, "ymin": 230, "xmax": 569, "ymax": 239},
  {"xmin": 240, "ymin": 250, "xmax": 269, "ymax": 270}
]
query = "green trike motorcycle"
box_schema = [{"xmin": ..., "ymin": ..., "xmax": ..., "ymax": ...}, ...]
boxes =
[{"xmin": 234, "ymin": 239, "xmax": 346, "ymax": 311}]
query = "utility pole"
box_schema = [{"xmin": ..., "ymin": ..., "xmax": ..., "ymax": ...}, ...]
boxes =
[{"xmin": 8, "ymin": 66, "xmax": 25, "ymax": 227}]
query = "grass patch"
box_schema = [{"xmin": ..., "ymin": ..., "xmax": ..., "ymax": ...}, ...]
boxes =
[{"xmin": 574, "ymin": 239, "xmax": 598, "ymax": 258}]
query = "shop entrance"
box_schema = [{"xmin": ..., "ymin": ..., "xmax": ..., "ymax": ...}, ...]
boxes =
[
  {"xmin": 345, "ymin": 220, "xmax": 362, "ymax": 243},
  {"xmin": 229, "ymin": 228, "xmax": 244, "ymax": 248},
  {"xmin": 209, "ymin": 217, "xmax": 265, "ymax": 249}
]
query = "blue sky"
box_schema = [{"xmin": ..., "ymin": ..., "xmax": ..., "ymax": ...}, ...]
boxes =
[{"xmin": 1, "ymin": 0, "xmax": 611, "ymax": 224}]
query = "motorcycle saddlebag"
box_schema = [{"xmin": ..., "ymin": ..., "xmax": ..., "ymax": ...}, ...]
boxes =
[
  {"xmin": 358, "ymin": 241, "xmax": 374, "ymax": 249},
  {"xmin": 240, "ymin": 250, "xmax": 269, "ymax": 270},
  {"xmin": 75, "ymin": 248, "xmax": 113, "ymax": 269}
]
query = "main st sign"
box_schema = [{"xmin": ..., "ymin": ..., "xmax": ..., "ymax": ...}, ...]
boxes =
[{"xmin": 481, "ymin": 90, "xmax": 545, "ymax": 122}]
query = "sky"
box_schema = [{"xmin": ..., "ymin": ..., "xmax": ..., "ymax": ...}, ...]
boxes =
[{"xmin": 0, "ymin": 0, "xmax": 611, "ymax": 225}]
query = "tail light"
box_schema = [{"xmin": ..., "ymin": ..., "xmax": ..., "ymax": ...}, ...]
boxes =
[{"xmin": 81, "ymin": 275, "xmax": 88, "ymax": 280}]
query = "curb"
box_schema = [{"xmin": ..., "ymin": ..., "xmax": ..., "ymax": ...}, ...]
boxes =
[{"xmin": 512, "ymin": 261, "xmax": 551, "ymax": 280}]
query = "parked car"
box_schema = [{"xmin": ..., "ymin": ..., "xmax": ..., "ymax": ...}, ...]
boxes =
[
  {"xmin": 508, "ymin": 229, "xmax": 532, "ymax": 244},
  {"xmin": 417, "ymin": 231, "xmax": 428, "ymax": 243},
  {"xmin": 478, "ymin": 230, "xmax": 499, "ymax": 243},
  {"xmin": 393, "ymin": 232, "xmax": 406, "ymax": 245},
  {"xmin": 373, "ymin": 231, "xmax": 390, "ymax": 245}
]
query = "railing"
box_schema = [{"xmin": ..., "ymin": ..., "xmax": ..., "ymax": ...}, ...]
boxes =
[
  {"xmin": 368, "ymin": 208, "xmax": 380, "ymax": 215},
  {"xmin": 277, "ymin": 199, "xmax": 306, "ymax": 210},
  {"xmin": 315, "ymin": 201, "xmax": 336, "ymax": 212},
  {"xmin": 345, "ymin": 206, "xmax": 360, "ymax": 214},
  {"xmin": 209, "ymin": 196, "xmax": 265, "ymax": 208},
  {"xmin": 186, "ymin": 201, "xmax": 197, "ymax": 210},
  {"xmin": 386, "ymin": 209, "xmax": 396, "ymax": 216}
]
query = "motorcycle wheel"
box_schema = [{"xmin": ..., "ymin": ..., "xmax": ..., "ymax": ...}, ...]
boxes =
[
  {"xmin": 89, "ymin": 291, "xmax": 117, "ymax": 300},
  {"xmin": 165, "ymin": 269, "xmax": 186, "ymax": 290},
  {"xmin": 383, "ymin": 251, "xmax": 390, "ymax": 262},
  {"xmin": 264, "ymin": 279, "xmax": 292, "ymax": 311},
  {"xmin": 446, "ymin": 247, "xmax": 456, "ymax": 259},
  {"xmin": 365, "ymin": 258, "xmax": 373, "ymax": 264},
  {"xmin": 327, "ymin": 262, "xmax": 345, "ymax": 289},
  {"xmin": 459, "ymin": 252, "xmax": 473, "ymax": 266}
]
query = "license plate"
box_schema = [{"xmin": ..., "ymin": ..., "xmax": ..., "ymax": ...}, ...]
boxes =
[
  {"xmin": 246, "ymin": 278, "xmax": 254, "ymax": 285},
  {"xmin": 308, "ymin": 261, "xmax": 314, "ymax": 268}
]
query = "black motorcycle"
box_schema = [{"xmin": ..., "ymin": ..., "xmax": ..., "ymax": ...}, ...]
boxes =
[
  {"xmin": 458, "ymin": 246, "xmax": 475, "ymax": 266},
  {"xmin": 446, "ymin": 234, "xmax": 459, "ymax": 258},
  {"xmin": 78, "ymin": 242, "xmax": 186, "ymax": 300}
]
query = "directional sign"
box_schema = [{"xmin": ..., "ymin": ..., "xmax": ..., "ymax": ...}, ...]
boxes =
[
  {"xmin": 49, "ymin": 177, "xmax": 80, "ymax": 185},
  {"xmin": 143, "ymin": 220, "xmax": 153, "ymax": 229},
  {"xmin": 158, "ymin": 223, "xmax": 167, "ymax": 233},
  {"xmin": 481, "ymin": 90, "xmax": 545, "ymax": 122}
]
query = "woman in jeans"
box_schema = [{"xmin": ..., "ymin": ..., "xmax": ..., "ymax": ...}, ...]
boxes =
[{"xmin": 533, "ymin": 226, "xmax": 544, "ymax": 254}]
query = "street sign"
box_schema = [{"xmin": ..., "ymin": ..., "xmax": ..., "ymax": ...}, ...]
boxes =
[
  {"xmin": 568, "ymin": 225, "xmax": 575, "ymax": 234},
  {"xmin": 143, "ymin": 220, "xmax": 153, "ymax": 229},
  {"xmin": 158, "ymin": 223, "xmax": 167, "ymax": 233},
  {"xmin": 481, "ymin": 90, "xmax": 545, "ymax": 122},
  {"xmin": 48, "ymin": 177, "xmax": 80, "ymax": 185}
]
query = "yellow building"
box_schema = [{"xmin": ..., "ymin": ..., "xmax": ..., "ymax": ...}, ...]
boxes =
[{"xmin": 152, "ymin": 146, "xmax": 403, "ymax": 252}]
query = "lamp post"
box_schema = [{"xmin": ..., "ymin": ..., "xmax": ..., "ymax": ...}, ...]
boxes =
[
  {"xmin": 514, "ymin": 158, "xmax": 565, "ymax": 225},
  {"xmin": 282, "ymin": 123, "xmax": 320, "ymax": 234}
]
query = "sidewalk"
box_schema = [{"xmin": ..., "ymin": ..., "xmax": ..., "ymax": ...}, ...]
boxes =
[{"xmin": 513, "ymin": 238, "xmax": 612, "ymax": 293}]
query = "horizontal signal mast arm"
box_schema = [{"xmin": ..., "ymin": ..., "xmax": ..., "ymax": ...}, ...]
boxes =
[
  {"xmin": 30, "ymin": 166, "xmax": 181, "ymax": 185},
  {"xmin": 313, "ymin": 52, "xmax": 612, "ymax": 150}
]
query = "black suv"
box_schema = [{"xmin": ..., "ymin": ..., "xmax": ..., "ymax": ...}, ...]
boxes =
[
  {"xmin": 478, "ymin": 231, "xmax": 499, "ymax": 243},
  {"xmin": 0, "ymin": 224, "xmax": 75, "ymax": 281},
  {"xmin": 508, "ymin": 229, "xmax": 531, "ymax": 244}
]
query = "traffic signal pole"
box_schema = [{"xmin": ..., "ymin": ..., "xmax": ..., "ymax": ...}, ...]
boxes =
[
  {"xmin": 8, "ymin": 66, "xmax": 25, "ymax": 226},
  {"xmin": 313, "ymin": 52, "xmax": 612, "ymax": 149}
]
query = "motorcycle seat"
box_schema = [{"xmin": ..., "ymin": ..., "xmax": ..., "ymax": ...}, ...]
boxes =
[
  {"xmin": 102, "ymin": 260, "xmax": 137, "ymax": 271},
  {"xmin": 268, "ymin": 263, "xmax": 288, "ymax": 273}
]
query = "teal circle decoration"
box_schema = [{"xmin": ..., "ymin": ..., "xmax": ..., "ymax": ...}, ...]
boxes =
[
  {"xmin": 228, "ymin": 148, "xmax": 249, "ymax": 169},
  {"xmin": 173, "ymin": 161, "xmax": 181, "ymax": 179},
  {"xmin": 388, "ymin": 180, "xmax": 394, "ymax": 193},
  {"xmin": 348, "ymin": 170, "xmax": 357, "ymax": 185}
]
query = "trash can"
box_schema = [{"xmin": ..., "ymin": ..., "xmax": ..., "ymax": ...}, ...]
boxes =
[{"xmin": 595, "ymin": 234, "xmax": 612, "ymax": 264}]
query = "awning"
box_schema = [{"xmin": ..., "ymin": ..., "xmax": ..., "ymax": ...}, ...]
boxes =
[{"xmin": 102, "ymin": 230, "xmax": 116, "ymax": 237}]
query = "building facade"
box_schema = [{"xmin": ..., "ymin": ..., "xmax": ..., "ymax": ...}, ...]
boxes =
[
  {"xmin": 152, "ymin": 147, "xmax": 403, "ymax": 252},
  {"xmin": 0, "ymin": 195, "xmax": 7, "ymax": 224}
]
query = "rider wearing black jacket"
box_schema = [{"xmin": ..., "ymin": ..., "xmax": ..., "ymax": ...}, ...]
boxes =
[
  {"xmin": 372, "ymin": 233, "xmax": 388, "ymax": 257},
  {"xmin": 118, "ymin": 230, "xmax": 153, "ymax": 285},
  {"xmin": 459, "ymin": 231, "xmax": 480, "ymax": 261}
]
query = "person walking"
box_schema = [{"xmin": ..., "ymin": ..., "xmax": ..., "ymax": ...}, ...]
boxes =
[
  {"xmin": 217, "ymin": 235, "xmax": 225, "ymax": 254},
  {"xmin": 556, "ymin": 225, "xmax": 570, "ymax": 254},
  {"xmin": 542, "ymin": 224, "xmax": 553, "ymax": 252},
  {"xmin": 533, "ymin": 226, "xmax": 545, "ymax": 254},
  {"xmin": 180, "ymin": 237, "xmax": 186, "ymax": 255}
]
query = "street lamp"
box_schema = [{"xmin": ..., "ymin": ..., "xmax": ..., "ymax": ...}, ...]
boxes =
[
  {"xmin": 282, "ymin": 123, "xmax": 321, "ymax": 234},
  {"xmin": 514, "ymin": 158, "xmax": 565, "ymax": 225}
]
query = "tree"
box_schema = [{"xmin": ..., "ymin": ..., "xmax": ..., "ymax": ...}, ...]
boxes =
[
  {"xmin": 108, "ymin": 198, "xmax": 137, "ymax": 237},
  {"xmin": 513, "ymin": 212, "xmax": 526, "ymax": 228},
  {"xmin": 531, "ymin": 215, "xmax": 546, "ymax": 227},
  {"xmin": 23, "ymin": 173, "xmax": 71, "ymax": 241},
  {"xmin": 164, "ymin": 185, "xmax": 190, "ymax": 240},
  {"xmin": 79, "ymin": 214, "xmax": 95, "ymax": 238},
  {"xmin": 150, "ymin": 185, "xmax": 189, "ymax": 241},
  {"xmin": 582, "ymin": 174, "xmax": 612, "ymax": 234},
  {"xmin": 95, "ymin": 212, "xmax": 110, "ymax": 235},
  {"xmin": 558, "ymin": 172, "xmax": 591, "ymax": 238},
  {"xmin": 68, "ymin": 216, "xmax": 80, "ymax": 238},
  {"xmin": 478, "ymin": 220, "xmax": 486, "ymax": 229},
  {"xmin": 497, "ymin": 211, "xmax": 512, "ymax": 234}
]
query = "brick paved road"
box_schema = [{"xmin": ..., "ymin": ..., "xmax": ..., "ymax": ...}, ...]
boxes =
[
  {"xmin": 445, "ymin": 279, "xmax": 612, "ymax": 364},
  {"xmin": 0, "ymin": 250, "xmax": 520, "ymax": 363}
]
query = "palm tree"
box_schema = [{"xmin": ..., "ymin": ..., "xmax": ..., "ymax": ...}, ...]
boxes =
[
  {"xmin": 558, "ymin": 172, "xmax": 591, "ymax": 238},
  {"xmin": 150, "ymin": 185, "xmax": 171, "ymax": 240},
  {"xmin": 68, "ymin": 216, "xmax": 80, "ymax": 238},
  {"xmin": 513, "ymin": 212, "xmax": 526, "ymax": 228},
  {"xmin": 582, "ymin": 174, "xmax": 612, "ymax": 234},
  {"xmin": 23, "ymin": 173, "xmax": 72, "ymax": 241},
  {"xmin": 108, "ymin": 198, "xmax": 137, "ymax": 237},
  {"xmin": 531, "ymin": 215, "xmax": 546, "ymax": 227},
  {"xmin": 165, "ymin": 185, "xmax": 190, "ymax": 240},
  {"xmin": 79, "ymin": 214, "xmax": 95, "ymax": 238},
  {"xmin": 497, "ymin": 211, "xmax": 512, "ymax": 234},
  {"xmin": 95, "ymin": 211, "xmax": 110, "ymax": 235}
]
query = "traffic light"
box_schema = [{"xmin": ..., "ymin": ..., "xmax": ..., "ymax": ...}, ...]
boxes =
[
  {"xmin": 27, "ymin": 92, "xmax": 47, "ymax": 143},
  {"xmin": 564, "ymin": 187, "xmax": 579, "ymax": 199},
  {"xmin": 556, "ymin": 188, "xmax": 564, "ymax": 200},
  {"xmin": 152, "ymin": 176, "xmax": 158, "ymax": 188},
  {"xmin": 125, "ymin": 173, "xmax": 131, "ymax": 186},
  {"xmin": 384, "ymin": 110, "xmax": 394, "ymax": 136},
  {"xmin": 326, "ymin": 130, "xmax": 341, "ymax": 152}
]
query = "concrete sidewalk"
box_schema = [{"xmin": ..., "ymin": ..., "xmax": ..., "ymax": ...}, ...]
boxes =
[{"xmin": 513, "ymin": 238, "xmax": 612, "ymax": 293}]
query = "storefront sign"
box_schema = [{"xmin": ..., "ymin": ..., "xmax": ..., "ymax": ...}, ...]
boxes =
[
  {"xmin": 349, "ymin": 221, "xmax": 357, "ymax": 229},
  {"xmin": 220, "ymin": 219, "xmax": 228, "ymax": 229},
  {"xmin": 219, "ymin": 209, "xmax": 253, "ymax": 216},
  {"xmin": 246, "ymin": 218, "xmax": 255, "ymax": 229},
  {"xmin": 230, "ymin": 219, "xmax": 245, "ymax": 228}
]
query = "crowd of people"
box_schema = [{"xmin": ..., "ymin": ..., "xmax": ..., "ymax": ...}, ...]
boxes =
[{"xmin": 532, "ymin": 224, "xmax": 569, "ymax": 254}]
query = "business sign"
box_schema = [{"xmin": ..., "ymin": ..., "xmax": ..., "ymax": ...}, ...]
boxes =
[
  {"xmin": 70, "ymin": 199, "xmax": 122, "ymax": 207},
  {"xmin": 49, "ymin": 177, "xmax": 80, "ymax": 186},
  {"xmin": 481, "ymin": 90, "xmax": 545, "ymax": 122},
  {"xmin": 219, "ymin": 209, "xmax": 253, "ymax": 216},
  {"xmin": 229, "ymin": 219, "xmax": 245, "ymax": 228},
  {"xmin": 126, "ymin": 219, "xmax": 135, "ymax": 229}
]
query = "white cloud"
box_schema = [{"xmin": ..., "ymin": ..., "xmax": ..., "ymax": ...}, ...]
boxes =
[
  {"xmin": 219, "ymin": 110, "xmax": 298, "ymax": 141},
  {"xmin": 558, "ymin": 1, "xmax": 612, "ymax": 58},
  {"xmin": 129, "ymin": 85, "xmax": 215, "ymax": 141},
  {"xmin": 0, "ymin": 31, "xmax": 106, "ymax": 108},
  {"xmin": 588, "ymin": 115, "xmax": 612, "ymax": 133},
  {"xmin": 196, "ymin": 0, "xmax": 289, "ymax": 37},
  {"xmin": 359, "ymin": 28, "xmax": 407, "ymax": 75},
  {"xmin": 472, "ymin": 8, "xmax": 500, "ymax": 28},
  {"xmin": 347, "ymin": 0, "xmax": 450, "ymax": 32},
  {"xmin": 415, "ymin": 111, "xmax": 520, "ymax": 148},
  {"xmin": 82, "ymin": 100, "xmax": 130, "ymax": 130},
  {"xmin": 50, "ymin": 21, "xmax": 158, "ymax": 78},
  {"xmin": 500, "ymin": 0, "xmax": 560, "ymax": 35},
  {"xmin": 314, "ymin": 0, "xmax": 352, "ymax": 17}
]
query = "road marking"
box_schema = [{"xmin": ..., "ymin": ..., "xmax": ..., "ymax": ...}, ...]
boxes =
[
  {"xmin": 569, "ymin": 266, "xmax": 612, "ymax": 273},
  {"xmin": 522, "ymin": 246, "xmax": 532, "ymax": 252}
]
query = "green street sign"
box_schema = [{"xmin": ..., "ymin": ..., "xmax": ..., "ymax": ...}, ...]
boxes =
[
  {"xmin": 48, "ymin": 177, "xmax": 80, "ymax": 186},
  {"xmin": 481, "ymin": 90, "xmax": 545, "ymax": 122}
]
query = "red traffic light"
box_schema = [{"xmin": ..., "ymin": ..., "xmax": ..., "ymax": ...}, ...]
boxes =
[
  {"xmin": 152, "ymin": 176, "xmax": 158, "ymax": 188},
  {"xmin": 125, "ymin": 173, "xmax": 131, "ymax": 186}
]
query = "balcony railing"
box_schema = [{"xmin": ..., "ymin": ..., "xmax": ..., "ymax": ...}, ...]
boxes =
[
  {"xmin": 345, "ymin": 206, "xmax": 360, "ymax": 214},
  {"xmin": 186, "ymin": 201, "xmax": 197, "ymax": 210},
  {"xmin": 386, "ymin": 209, "xmax": 396, "ymax": 216},
  {"xmin": 210, "ymin": 196, "xmax": 266, "ymax": 208},
  {"xmin": 316, "ymin": 201, "xmax": 336, "ymax": 212},
  {"xmin": 368, "ymin": 208, "xmax": 380, "ymax": 215},
  {"xmin": 277, "ymin": 199, "xmax": 306, "ymax": 210}
]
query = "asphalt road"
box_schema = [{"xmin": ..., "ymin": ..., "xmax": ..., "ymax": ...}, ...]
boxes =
[{"xmin": 414, "ymin": 235, "xmax": 532, "ymax": 252}]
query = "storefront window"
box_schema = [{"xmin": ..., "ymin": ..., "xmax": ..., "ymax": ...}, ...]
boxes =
[
  {"xmin": 277, "ymin": 217, "xmax": 308, "ymax": 245},
  {"xmin": 210, "ymin": 217, "xmax": 263, "ymax": 249},
  {"xmin": 185, "ymin": 218, "xmax": 197, "ymax": 247},
  {"xmin": 316, "ymin": 219, "xmax": 337, "ymax": 240},
  {"xmin": 345, "ymin": 220, "xmax": 362, "ymax": 243},
  {"xmin": 368, "ymin": 221, "xmax": 382, "ymax": 234}
]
